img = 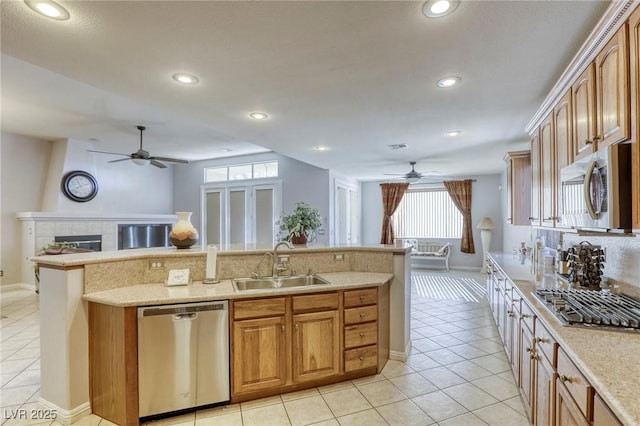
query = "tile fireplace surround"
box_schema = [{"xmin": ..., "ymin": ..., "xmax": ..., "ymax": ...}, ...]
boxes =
[{"xmin": 16, "ymin": 212, "xmax": 176, "ymax": 285}]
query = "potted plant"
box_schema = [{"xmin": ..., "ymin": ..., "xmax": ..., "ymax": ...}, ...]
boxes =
[{"xmin": 277, "ymin": 202, "xmax": 322, "ymax": 244}]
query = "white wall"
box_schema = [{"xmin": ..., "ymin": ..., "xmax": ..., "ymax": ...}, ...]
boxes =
[
  {"xmin": 173, "ymin": 152, "xmax": 331, "ymax": 245},
  {"xmin": 361, "ymin": 174, "xmax": 504, "ymax": 269},
  {"xmin": 1, "ymin": 132, "xmax": 52, "ymax": 285},
  {"xmin": 1, "ymin": 131, "xmax": 174, "ymax": 286}
]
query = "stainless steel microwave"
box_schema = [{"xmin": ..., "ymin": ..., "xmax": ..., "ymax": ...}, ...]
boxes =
[{"xmin": 559, "ymin": 143, "xmax": 632, "ymax": 231}]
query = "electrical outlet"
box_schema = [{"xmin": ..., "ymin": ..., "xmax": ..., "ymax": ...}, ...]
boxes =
[
  {"xmin": 0, "ymin": 270, "xmax": 3, "ymax": 277},
  {"xmin": 334, "ymin": 253, "xmax": 344, "ymax": 261},
  {"xmin": 278, "ymin": 255, "xmax": 290, "ymax": 263},
  {"xmin": 148, "ymin": 260, "xmax": 165, "ymax": 270}
]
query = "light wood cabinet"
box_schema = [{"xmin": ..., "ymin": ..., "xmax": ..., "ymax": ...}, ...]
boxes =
[
  {"xmin": 553, "ymin": 90, "xmax": 573, "ymax": 228},
  {"xmin": 503, "ymin": 150, "xmax": 532, "ymax": 226},
  {"xmin": 519, "ymin": 319, "xmax": 535, "ymax": 419},
  {"xmin": 231, "ymin": 287, "xmax": 383, "ymax": 402},
  {"xmin": 572, "ymin": 63, "xmax": 598, "ymax": 160},
  {"xmin": 531, "ymin": 133, "xmax": 542, "ymax": 226},
  {"xmin": 594, "ymin": 394, "xmax": 623, "ymax": 426},
  {"xmin": 232, "ymin": 315, "xmax": 287, "ymax": 394},
  {"xmin": 629, "ymin": 7, "xmax": 640, "ymax": 231},
  {"xmin": 292, "ymin": 310, "xmax": 340, "ymax": 383},
  {"xmin": 596, "ymin": 23, "xmax": 630, "ymax": 148},
  {"xmin": 534, "ymin": 349, "xmax": 556, "ymax": 426},
  {"xmin": 556, "ymin": 379, "xmax": 590, "ymax": 426},
  {"xmin": 540, "ymin": 112, "xmax": 556, "ymax": 227}
]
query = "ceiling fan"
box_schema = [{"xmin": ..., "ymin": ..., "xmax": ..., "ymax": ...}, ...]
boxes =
[
  {"xmin": 88, "ymin": 125, "xmax": 189, "ymax": 169},
  {"xmin": 384, "ymin": 161, "xmax": 441, "ymax": 183}
]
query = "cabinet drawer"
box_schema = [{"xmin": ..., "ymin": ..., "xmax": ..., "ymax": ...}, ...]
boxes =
[
  {"xmin": 535, "ymin": 321, "xmax": 557, "ymax": 367},
  {"xmin": 292, "ymin": 292, "xmax": 339, "ymax": 313},
  {"xmin": 233, "ymin": 297, "xmax": 286, "ymax": 320},
  {"xmin": 557, "ymin": 347, "xmax": 594, "ymax": 420},
  {"xmin": 520, "ymin": 300, "xmax": 536, "ymax": 332},
  {"xmin": 594, "ymin": 394, "xmax": 623, "ymax": 426},
  {"xmin": 344, "ymin": 322, "xmax": 377, "ymax": 349},
  {"xmin": 344, "ymin": 345, "xmax": 377, "ymax": 372},
  {"xmin": 344, "ymin": 288, "xmax": 377, "ymax": 308},
  {"xmin": 344, "ymin": 305, "xmax": 378, "ymax": 325}
]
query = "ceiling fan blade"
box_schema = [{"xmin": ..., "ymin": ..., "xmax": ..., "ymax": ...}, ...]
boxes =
[
  {"xmin": 108, "ymin": 157, "xmax": 132, "ymax": 163},
  {"xmin": 383, "ymin": 173, "xmax": 406, "ymax": 176},
  {"xmin": 151, "ymin": 156, "xmax": 189, "ymax": 164},
  {"xmin": 88, "ymin": 149, "xmax": 129, "ymax": 157},
  {"xmin": 150, "ymin": 160, "xmax": 167, "ymax": 169}
]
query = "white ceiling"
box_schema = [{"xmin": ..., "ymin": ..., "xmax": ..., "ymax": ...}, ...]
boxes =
[{"xmin": 0, "ymin": 1, "xmax": 610, "ymax": 180}]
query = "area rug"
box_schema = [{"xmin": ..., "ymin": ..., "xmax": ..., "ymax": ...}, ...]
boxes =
[{"xmin": 412, "ymin": 274, "xmax": 486, "ymax": 302}]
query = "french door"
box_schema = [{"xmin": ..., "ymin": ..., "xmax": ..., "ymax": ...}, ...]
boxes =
[
  {"xmin": 334, "ymin": 181, "xmax": 359, "ymax": 245},
  {"xmin": 201, "ymin": 181, "xmax": 281, "ymax": 247}
]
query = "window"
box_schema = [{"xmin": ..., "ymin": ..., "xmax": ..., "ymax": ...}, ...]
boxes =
[
  {"xmin": 204, "ymin": 161, "xmax": 278, "ymax": 183},
  {"xmin": 393, "ymin": 188, "xmax": 462, "ymax": 238}
]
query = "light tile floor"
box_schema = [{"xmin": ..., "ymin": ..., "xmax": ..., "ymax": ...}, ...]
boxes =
[{"xmin": 0, "ymin": 270, "xmax": 531, "ymax": 425}]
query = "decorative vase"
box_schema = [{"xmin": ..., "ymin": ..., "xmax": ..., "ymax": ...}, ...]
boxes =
[
  {"xmin": 291, "ymin": 233, "xmax": 308, "ymax": 245},
  {"xmin": 169, "ymin": 212, "xmax": 199, "ymax": 249}
]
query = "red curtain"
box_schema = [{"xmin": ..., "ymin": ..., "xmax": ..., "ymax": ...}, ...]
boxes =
[
  {"xmin": 444, "ymin": 179, "xmax": 475, "ymax": 254},
  {"xmin": 379, "ymin": 183, "xmax": 410, "ymax": 244}
]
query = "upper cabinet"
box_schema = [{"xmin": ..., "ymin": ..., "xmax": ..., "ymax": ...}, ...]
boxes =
[
  {"xmin": 504, "ymin": 150, "xmax": 532, "ymax": 226},
  {"xmin": 572, "ymin": 63, "xmax": 597, "ymax": 160},
  {"xmin": 630, "ymin": 7, "xmax": 640, "ymax": 231},
  {"xmin": 596, "ymin": 23, "xmax": 630, "ymax": 148},
  {"xmin": 530, "ymin": 133, "xmax": 541, "ymax": 227},
  {"xmin": 539, "ymin": 112, "xmax": 556, "ymax": 228},
  {"xmin": 554, "ymin": 90, "xmax": 573, "ymax": 229}
]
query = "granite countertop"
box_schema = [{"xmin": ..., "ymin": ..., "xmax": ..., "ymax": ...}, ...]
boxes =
[
  {"xmin": 83, "ymin": 271, "xmax": 394, "ymax": 307},
  {"xmin": 36, "ymin": 245, "xmax": 410, "ymax": 267},
  {"xmin": 488, "ymin": 252, "xmax": 640, "ymax": 426}
]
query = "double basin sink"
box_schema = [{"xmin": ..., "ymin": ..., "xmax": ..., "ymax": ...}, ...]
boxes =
[{"xmin": 233, "ymin": 275, "xmax": 330, "ymax": 291}]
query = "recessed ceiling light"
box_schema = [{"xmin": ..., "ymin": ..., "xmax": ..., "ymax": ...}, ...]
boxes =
[
  {"xmin": 24, "ymin": 0, "xmax": 70, "ymax": 20},
  {"xmin": 445, "ymin": 130, "xmax": 462, "ymax": 137},
  {"xmin": 436, "ymin": 76, "xmax": 461, "ymax": 88},
  {"xmin": 172, "ymin": 73, "xmax": 199, "ymax": 85},
  {"xmin": 249, "ymin": 112, "xmax": 268, "ymax": 120},
  {"xmin": 313, "ymin": 145, "xmax": 329, "ymax": 151},
  {"xmin": 423, "ymin": 0, "xmax": 460, "ymax": 18},
  {"xmin": 388, "ymin": 144, "xmax": 408, "ymax": 150},
  {"xmin": 219, "ymin": 148, "xmax": 232, "ymax": 153}
]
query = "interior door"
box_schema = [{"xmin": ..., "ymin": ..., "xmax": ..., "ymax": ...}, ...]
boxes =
[
  {"xmin": 335, "ymin": 181, "xmax": 359, "ymax": 245},
  {"xmin": 228, "ymin": 187, "xmax": 248, "ymax": 245},
  {"xmin": 205, "ymin": 190, "xmax": 223, "ymax": 246},
  {"xmin": 252, "ymin": 184, "xmax": 279, "ymax": 248}
]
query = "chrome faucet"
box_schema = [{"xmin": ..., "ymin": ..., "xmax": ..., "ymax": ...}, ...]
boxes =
[
  {"xmin": 251, "ymin": 252, "xmax": 274, "ymax": 279},
  {"xmin": 272, "ymin": 241, "xmax": 294, "ymax": 277}
]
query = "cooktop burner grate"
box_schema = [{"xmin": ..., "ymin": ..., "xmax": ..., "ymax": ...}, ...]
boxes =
[{"xmin": 534, "ymin": 288, "xmax": 640, "ymax": 332}]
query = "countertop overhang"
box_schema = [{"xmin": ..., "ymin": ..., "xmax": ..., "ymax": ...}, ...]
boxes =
[{"xmin": 83, "ymin": 271, "xmax": 394, "ymax": 307}]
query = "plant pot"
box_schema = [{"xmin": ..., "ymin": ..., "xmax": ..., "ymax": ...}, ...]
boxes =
[
  {"xmin": 290, "ymin": 234, "xmax": 308, "ymax": 245},
  {"xmin": 169, "ymin": 211, "xmax": 199, "ymax": 249}
]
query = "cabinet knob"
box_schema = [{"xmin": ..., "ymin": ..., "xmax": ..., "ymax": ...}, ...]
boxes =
[
  {"xmin": 359, "ymin": 296, "xmax": 366, "ymax": 302},
  {"xmin": 585, "ymin": 139, "xmax": 593, "ymax": 145},
  {"xmin": 521, "ymin": 313, "xmax": 530, "ymax": 319},
  {"xmin": 508, "ymin": 312, "xmax": 515, "ymax": 318},
  {"xmin": 525, "ymin": 347, "xmax": 533, "ymax": 353},
  {"xmin": 544, "ymin": 217, "xmax": 553, "ymax": 221},
  {"xmin": 359, "ymin": 332, "xmax": 366, "ymax": 338},
  {"xmin": 560, "ymin": 374, "xmax": 572, "ymax": 383},
  {"xmin": 535, "ymin": 337, "xmax": 546, "ymax": 343},
  {"xmin": 529, "ymin": 216, "xmax": 538, "ymax": 220},
  {"xmin": 359, "ymin": 355, "xmax": 366, "ymax": 362},
  {"xmin": 295, "ymin": 323, "xmax": 299, "ymax": 329},
  {"xmin": 281, "ymin": 325, "xmax": 285, "ymax": 332},
  {"xmin": 359, "ymin": 313, "xmax": 366, "ymax": 319}
]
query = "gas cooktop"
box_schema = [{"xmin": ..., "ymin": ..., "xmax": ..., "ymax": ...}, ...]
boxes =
[{"xmin": 534, "ymin": 288, "xmax": 640, "ymax": 332}]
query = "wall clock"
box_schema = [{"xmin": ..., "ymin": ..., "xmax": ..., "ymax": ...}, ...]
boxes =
[{"xmin": 61, "ymin": 170, "xmax": 98, "ymax": 202}]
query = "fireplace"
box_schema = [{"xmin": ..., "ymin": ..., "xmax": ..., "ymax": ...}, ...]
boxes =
[{"xmin": 54, "ymin": 235, "xmax": 102, "ymax": 252}]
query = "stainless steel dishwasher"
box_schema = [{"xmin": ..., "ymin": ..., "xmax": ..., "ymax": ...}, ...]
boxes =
[{"xmin": 137, "ymin": 301, "xmax": 229, "ymax": 418}]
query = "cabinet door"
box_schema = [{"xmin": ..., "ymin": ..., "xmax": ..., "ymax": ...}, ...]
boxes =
[
  {"xmin": 519, "ymin": 323, "xmax": 535, "ymax": 419},
  {"xmin": 292, "ymin": 310, "xmax": 340, "ymax": 383},
  {"xmin": 630, "ymin": 7, "xmax": 640, "ymax": 231},
  {"xmin": 232, "ymin": 316, "xmax": 287, "ymax": 394},
  {"xmin": 572, "ymin": 63, "xmax": 597, "ymax": 160},
  {"xmin": 593, "ymin": 394, "xmax": 623, "ymax": 426},
  {"xmin": 556, "ymin": 380, "xmax": 590, "ymax": 426},
  {"xmin": 534, "ymin": 352, "xmax": 556, "ymax": 426},
  {"xmin": 596, "ymin": 23, "xmax": 630, "ymax": 148},
  {"xmin": 506, "ymin": 160, "xmax": 514, "ymax": 224},
  {"xmin": 531, "ymin": 132, "xmax": 541, "ymax": 226},
  {"xmin": 554, "ymin": 90, "xmax": 573, "ymax": 229},
  {"xmin": 540, "ymin": 112, "xmax": 556, "ymax": 227}
]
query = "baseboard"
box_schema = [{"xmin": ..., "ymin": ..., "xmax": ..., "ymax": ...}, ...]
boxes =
[
  {"xmin": 389, "ymin": 340, "xmax": 412, "ymax": 362},
  {"xmin": 38, "ymin": 398, "xmax": 91, "ymax": 425},
  {"xmin": 0, "ymin": 283, "xmax": 37, "ymax": 293},
  {"xmin": 411, "ymin": 265, "xmax": 480, "ymax": 272}
]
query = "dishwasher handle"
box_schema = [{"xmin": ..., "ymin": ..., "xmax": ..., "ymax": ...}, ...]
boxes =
[
  {"xmin": 138, "ymin": 301, "xmax": 228, "ymax": 318},
  {"xmin": 174, "ymin": 313, "xmax": 198, "ymax": 321}
]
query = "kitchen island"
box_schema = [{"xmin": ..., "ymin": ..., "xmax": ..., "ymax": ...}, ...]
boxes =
[
  {"xmin": 34, "ymin": 244, "xmax": 410, "ymax": 424},
  {"xmin": 488, "ymin": 252, "xmax": 640, "ymax": 426}
]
